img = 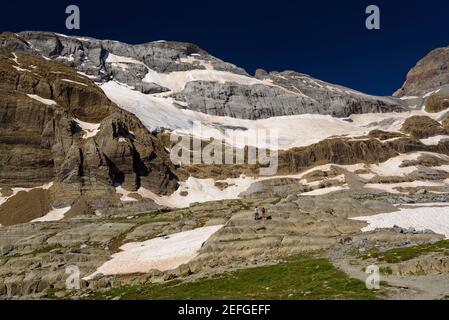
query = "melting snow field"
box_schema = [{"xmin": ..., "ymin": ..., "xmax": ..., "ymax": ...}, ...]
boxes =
[
  {"xmin": 113, "ymin": 151, "xmax": 449, "ymax": 208},
  {"xmin": 352, "ymin": 205, "xmax": 449, "ymax": 238},
  {"xmin": 85, "ymin": 225, "xmax": 223, "ymax": 279},
  {"xmin": 74, "ymin": 119, "xmax": 101, "ymax": 139},
  {"xmin": 101, "ymin": 81, "xmax": 442, "ymax": 150},
  {"xmin": 137, "ymin": 176, "xmax": 258, "ymax": 208},
  {"xmin": 31, "ymin": 206, "xmax": 71, "ymax": 222}
]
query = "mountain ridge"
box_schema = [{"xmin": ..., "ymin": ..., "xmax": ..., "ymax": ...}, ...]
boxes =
[{"xmin": 1, "ymin": 31, "xmax": 407, "ymax": 119}]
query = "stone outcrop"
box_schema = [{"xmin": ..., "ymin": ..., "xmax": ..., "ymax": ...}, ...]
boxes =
[
  {"xmin": 425, "ymin": 93, "xmax": 449, "ymax": 113},
  {"xmin": 170, "ymin": 81, "xmax": 319, "ymax": 119},
  {"xmin": 400, "ymin": 116, "xmax": 448, "ymax": 139},
  {"xmin": 388, "ymin": 254, "xmax": 449, "ymax": 276}
]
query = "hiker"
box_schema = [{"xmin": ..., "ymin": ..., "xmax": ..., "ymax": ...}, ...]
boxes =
[
  {"xmin": 254, "ymin": 206, "xmax": 260, "ymax": 220},
  {"xmin": 261, "ymin": 207, "xmax": 266, "ymax": 219}
]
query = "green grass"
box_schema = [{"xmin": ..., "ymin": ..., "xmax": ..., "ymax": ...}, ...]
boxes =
[
  {"xmin": 360, "ymin": 240, "xmax": 449, "ymax": 263},
  {"xmin": 84, "ymin": 255, "xmax": 381, "ymax": 300}
]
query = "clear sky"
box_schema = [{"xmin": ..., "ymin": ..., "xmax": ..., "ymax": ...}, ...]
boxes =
[{"xmin": 2, "ymin": 0, "xmax": 449, "ymax": 96}]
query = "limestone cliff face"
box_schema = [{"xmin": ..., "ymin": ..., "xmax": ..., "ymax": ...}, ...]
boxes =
[
  {"xmin": 167, "ymin": 69, "xmax": 407, "ymax": 119},
  {"xmin": 255, "ymin": 70, "xmax": 407, "ymax": 117},
  {"xmin": 170, "ymin": 81, "xmax": 319, "ymax": 119},
  {"xmin": 0, "ymin": 45, "xmax": 178, "ymax": 218}
]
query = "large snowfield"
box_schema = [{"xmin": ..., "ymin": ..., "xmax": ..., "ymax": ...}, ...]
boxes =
[
  {"xmin": 85, "ymin": 225, "xmax": 223, "ymax": 279},
  {"xmin": 100, "ymin": 68, "xmax": 449, "ymax": 151},
  {"xmin": 352, "ymin": 204, "xmax": 449, "ymax": 239},
  {"xmin": 100, "ymin": 81, "xmax": 443, "ymax": 150}
]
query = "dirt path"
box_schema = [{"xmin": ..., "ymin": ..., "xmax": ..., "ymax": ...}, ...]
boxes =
[{"xmin": 329, "ymin": 250, "xmax": 449, "ymax": 300}]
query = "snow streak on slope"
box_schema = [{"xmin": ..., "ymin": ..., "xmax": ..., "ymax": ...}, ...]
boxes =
[
  {"xmin": 301, "ymin": 185, "xmax": 350, "ymax": 196},
  {"xmin": 27, "ymin": 94, "xmax": 57, "ymax": 105},
  {"xmin": 85, "ymin": 225, "xmax": 223, "ymax": 279},
  {"xmin": 143, "ymin": 68, "xmax": 268, "ymax": 92}
]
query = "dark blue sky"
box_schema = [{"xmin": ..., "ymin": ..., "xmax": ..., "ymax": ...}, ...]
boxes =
[{"xmin": 2, "ymin": 0, "xmax": 449, "ymax": 96}]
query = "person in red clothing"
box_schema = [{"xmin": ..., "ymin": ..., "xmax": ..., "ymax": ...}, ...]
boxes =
[{"xmin": 261, "ymin": 207, "xmax": 266, "ymax": 219}]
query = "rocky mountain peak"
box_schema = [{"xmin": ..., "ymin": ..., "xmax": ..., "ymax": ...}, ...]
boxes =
[{"xmin": 394, "ymin": 45, "xmax": 449, "ymax": 98}]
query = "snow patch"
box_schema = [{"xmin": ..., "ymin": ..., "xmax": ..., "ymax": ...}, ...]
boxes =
[
  {"xmin": 369, "ymin": 153, "xmax": 421, "ymax": 177},
  {"xmin": 420, "ymin": 135, "xmax": 449, "ymax": 146},
  {"xmin": 62, "ymin": 79, "xmax": 88, "ymax": 87},
  {"xmin": 106, "ymin": 53, "xmax": 144, "ymax": 66},
  {"xmin": 106, "ymin": 53, "xmax": 146, "ymax": 70},
  {"xmin": 0, "ymin": 189, "xmax": 7, "ymax": 207},
  {"xmin": 423, "ymin": 89, "xmax": 441, "ymax": 98},
  {"xmin": 400, "ymin": 96, "xmax": 420, "ymax": 100},
  {"xmin": 27, "ymin": 94, "xmax": 57, "ymax": 106},
  {"xmin": 74, "ymin": 119, "xmax": 101, "ymax": 139},
  {"xmin": 137, "ymin": 175, "xmax": 257, "ymax": 208},
  {"xmin": 143, "ymin": 68, "xmax": 273, "ymax": 93},
  {"xmin": 352, "ymin": 205, "xmax": 449, "ymax": 238},
  {"xmin": 301, "ymin": 185, "xmax": 349, "ymax": 196},
  {"xmin": 84, "ymin": 225, "xmax": 223, "ymax": 279},
  {"xmin": 115, "ymin": 186, "xmax": 139, "ymax": 202},
  {"xmin": 31, "ymin": 206, "xmax": 71, "ymax": 222}
]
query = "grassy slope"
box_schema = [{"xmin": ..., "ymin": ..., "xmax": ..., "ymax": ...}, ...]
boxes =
[
  {"xmin": 86, "ymin": 255, "xmax": 380, "ymax": 300},
  {"xmin": 360, "ymin": 240, "xmax": 449, "ymax": 263}
]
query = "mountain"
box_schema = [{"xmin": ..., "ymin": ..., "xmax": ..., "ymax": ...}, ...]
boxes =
[{"xmin": 2, "ymin": 31, "xmax": 406, "ymax": 120}]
